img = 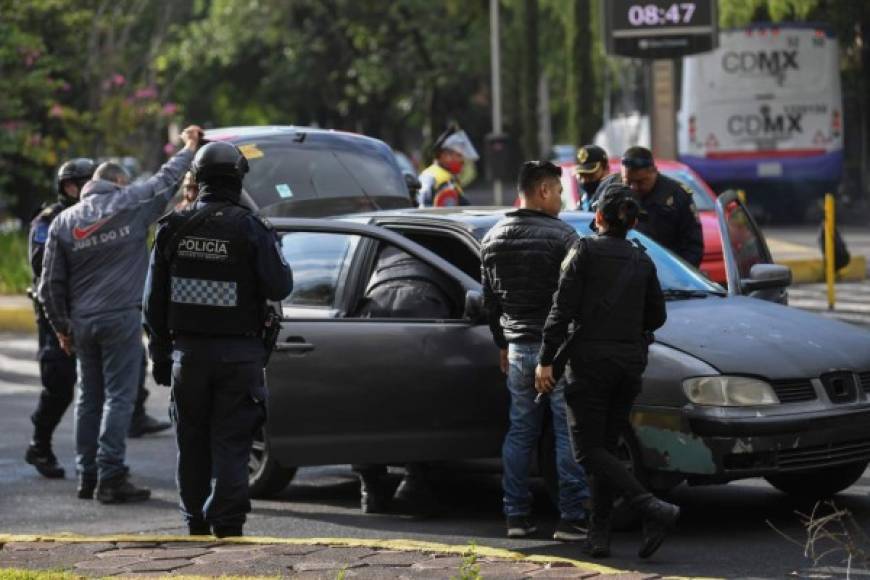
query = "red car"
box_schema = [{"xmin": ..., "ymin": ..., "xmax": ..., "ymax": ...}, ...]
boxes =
[{"xmin": 551, "ymin": 159, "xmax": 725, "ymax": 285}]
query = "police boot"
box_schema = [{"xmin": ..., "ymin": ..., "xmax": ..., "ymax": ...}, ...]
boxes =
[
  {"xmin": 128, "ymin": 412, "xmax": 171, "ymax": 438},
  {"xmin": 357, "ymin": 467, "xmax": 390, "ymax": 514},
  {"xmin": 25, "ymin": 443, "xmax": 65, "ymax": 479},
  {"xmin": 213, "ymin": 525, "xmax": 243, "ymax": 538},
  {"xmin": 77, "ymin": 474, "xmax": 97, "ymax": 500},
  {"xmin": 633, "ymin": 493, "xmax": 680, "ymax": 559},
  {"xmin": 584, "ymin": 481, "xmax": 614, "ymax": 558},
  {"xmin": 393, "ymin": 463, "xmax": 439, "ymax": 517},
  {"xmin": 95, "ymin": 472, "xmax": 151, "ymax": 504}
]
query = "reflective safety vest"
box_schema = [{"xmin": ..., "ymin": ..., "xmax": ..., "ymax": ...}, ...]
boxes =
[
  {"xmin": 161, "ymin": 204, "xmax": 263, "ymax": 335},
  {"xmin": 420, "ymin": 163, "xmax": 464, "ymax": 207}
]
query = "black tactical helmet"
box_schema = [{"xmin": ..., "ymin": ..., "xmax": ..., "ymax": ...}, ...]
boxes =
[
  {"xmin": 191, "ymin": 142, "xmax": 250, "ymax": 183},
  {"xmin": 56, "ymin": 158, "xmax": 96, "ymax": 196}
]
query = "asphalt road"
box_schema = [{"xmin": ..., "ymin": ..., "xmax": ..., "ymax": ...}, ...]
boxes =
[{"xmin": 2, "ymin": 331, "xmax": 870, "ymax": 579}]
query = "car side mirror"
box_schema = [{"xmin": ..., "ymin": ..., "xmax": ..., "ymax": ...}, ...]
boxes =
[
  {"xmin": 404, "ymin": 173, "xmax": 421, "ymax": 193},
  {"xmin": 740, "ymin": 264, "xmax": 792, "ymax": 294},
  {"xmin": 463, "ymin": 290, "xmax": 486, "ymax": 323}
]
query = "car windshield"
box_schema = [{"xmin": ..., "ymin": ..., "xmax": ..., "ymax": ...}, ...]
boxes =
[
  {"xmin": 229, "ymin": 134, "xmax": 408, "ymax": 212},
  {"xmin": 661, "ymin": 169, "xmax": 716, "ymax": 211},
  {"xmin": 469, "ymin": 212, "xmax": 723, "ymax": 295},
  {"xmin": 561, "ymin": 213, "xmax": 724, "ymax": 294}
]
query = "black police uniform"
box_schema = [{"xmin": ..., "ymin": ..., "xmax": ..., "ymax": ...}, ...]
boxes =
[
  {"xmin": 633, "ymin": 173, "xmax": 704, "ymax": 267},
  {"xmin": 28, "ymin": 202, "xmax": 77, "ymax": 463},
  {"xmin": 539, "ymin": 196, "xmax": 675, "ymax": 557},
  {"xmin": 143, "ymin": 143, "xmax": 293, "ymax": 537}
]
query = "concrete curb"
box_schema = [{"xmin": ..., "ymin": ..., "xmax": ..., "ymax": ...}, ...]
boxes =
[
  {"xmin": 0, "ymin": 306, "xmax": 35, "ymax": 332},
  {"xmin": 777, "ymin": 256, "xmax": 867, "ymax": 284},
  {"xmin": 0, "ymin": 533, "xmax": 656, "ymax": 578}
]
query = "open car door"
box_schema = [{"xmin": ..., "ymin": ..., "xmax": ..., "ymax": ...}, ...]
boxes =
[
  {"xmin": 715, "ymin": 190, "xmax": 792, "ymax": 303},
  {"xmin": 262, "ymin": 218, "xmax": 507, "ymax": 472}
]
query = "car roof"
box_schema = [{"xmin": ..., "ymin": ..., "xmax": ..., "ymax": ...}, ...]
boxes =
[
  {"xmin": 204, "ymin": 125, "xmax": 387, "ymax": 148},
  {"xmin": 350, "ymin": 206, "xmax": 594, "ymax": 239}
]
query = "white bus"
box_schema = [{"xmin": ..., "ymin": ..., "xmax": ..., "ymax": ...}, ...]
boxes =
[{"xmin": 679, "ymin": 23, "xmax": 843, "ymax": 215}]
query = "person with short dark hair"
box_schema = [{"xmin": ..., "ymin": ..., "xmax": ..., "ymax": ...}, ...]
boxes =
[
  {"xmin": 481, "ymin": 160, "xmax": 590, "ymax": 541},
  {"xmin": 619, "ymin": 146, "xmax": 703, "ymax": 267},
  {"xmin": 536, "ymin": 183, "xmax": 675, "ymax": 560},
  {"xmin": 39, "ymin": 125, "xmax": 203, "ymax": 503}
]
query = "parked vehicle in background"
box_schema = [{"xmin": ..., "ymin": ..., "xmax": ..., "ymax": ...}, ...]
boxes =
[
  {"xmin": 679, "ymin": 23, "xmax": 844, "ymax": 220},
  {"xmin": 204, "ymin": 126, "xmax": 414, "ymax": 218}
]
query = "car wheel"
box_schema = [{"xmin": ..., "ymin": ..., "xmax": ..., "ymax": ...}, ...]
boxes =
[
  {"xmin": 249, "ymin": 425, "xmax": 297, "ymax": 498},
  {"xmin": 765, "ymin": 461, "xmax": 868, "ymax": 498}
]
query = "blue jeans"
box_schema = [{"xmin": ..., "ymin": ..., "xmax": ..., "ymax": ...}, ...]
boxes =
[
  {"xmin": 72, "ymin": 309, "xmax": 143, "ymax": 481},
  {"xmin": 502, "ymin": 342, "xmax": 590, "ymax": 520}
]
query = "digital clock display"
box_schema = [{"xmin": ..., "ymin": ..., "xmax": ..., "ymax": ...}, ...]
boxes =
[
  {"xmin": 611, "ymin": 1, "xmax": 714, "ymax": 30},
  {"xmin": 603, "ymin": 0, "xmax": 718, "ymax": 58}
]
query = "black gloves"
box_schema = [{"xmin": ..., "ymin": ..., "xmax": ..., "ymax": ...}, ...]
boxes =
[{"xmin": 148, "ymin": 339, "xmax": 173, "ymax": 387}]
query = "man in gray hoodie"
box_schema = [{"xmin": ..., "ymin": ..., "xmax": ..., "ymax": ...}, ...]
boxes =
[{"xmin": 39, "ymin": 125, "xmax": 202, "ymax": 503}]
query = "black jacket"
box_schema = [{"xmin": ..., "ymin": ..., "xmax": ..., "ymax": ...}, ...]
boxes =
[
  {"xmin": 635, "ymin": 173, "xmax": 704, "ymax": 267},
  {"xmin": 480, "ymin": 209, "xmax": 578, "ymax": 348},
  {"xmin": 539, "ymin": 234, "xmax": 666, "ymax": 365}
]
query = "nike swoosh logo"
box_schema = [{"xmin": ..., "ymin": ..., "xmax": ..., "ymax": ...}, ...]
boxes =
[{"xmin": 72, "ymin": 217, "xmax": 112, "ymax": 240}]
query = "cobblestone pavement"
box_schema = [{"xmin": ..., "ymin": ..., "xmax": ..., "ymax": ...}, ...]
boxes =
[{"xmin": 0, "ymin": 537, "xmax": 658, "ymax": 579}]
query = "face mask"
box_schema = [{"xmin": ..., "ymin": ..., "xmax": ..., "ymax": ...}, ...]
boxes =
[{"xmin": 442, "ymin": 158, "xmax": 464, "ymax": 175}]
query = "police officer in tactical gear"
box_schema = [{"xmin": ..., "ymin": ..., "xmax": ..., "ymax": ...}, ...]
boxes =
[
  {"xmin": 575, "ymin": 145, "xmax": 611, "ymax": 211},
  {"xmin": 352, "ymin": 244, "xmax": 455, "ymax": 515},
  {"xmin": 536, "ymin": 183, "xmax": 676, "ymax": 560},
  {"xmin": 620, "ymin": 147, "xmax": 704, "ymax": 267},
  {"xmin": 143, "ymin": 140, "xmax": 293, "ymax": 538},
  {"xmin": 26, "ymin": 159, "xmax": 171, "ymax": 479},
  {"xmin": 25, "ymin": 159, "xmax": 94, "ymax": 478}
]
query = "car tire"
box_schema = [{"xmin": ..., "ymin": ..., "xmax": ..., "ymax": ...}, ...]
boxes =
[
  {"xmin": 249, "ymin": 425, "xmax": 297, "ymax": 498},
  {"xmin": 765, "ymin": 461, "xmax": 868, "ymax": 498}
]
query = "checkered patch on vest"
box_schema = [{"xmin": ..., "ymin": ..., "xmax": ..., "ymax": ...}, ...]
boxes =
[{"xmin": 170, "ymin": 277, "xmax": 238, "ymax": 307}]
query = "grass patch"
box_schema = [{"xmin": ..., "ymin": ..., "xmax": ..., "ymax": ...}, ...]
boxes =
[{"xmin": 0, "ymin": 232, "xmax": 30, "ymax": 294}]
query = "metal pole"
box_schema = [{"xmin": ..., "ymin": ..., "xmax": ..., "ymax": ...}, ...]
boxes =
[
  {"xmin": 825, "ymin": 193, "xmax": 836, "ymax": 310},
  {"xmin": 490, "ymin": 0, "xmax": 503, "ymax": 205}
]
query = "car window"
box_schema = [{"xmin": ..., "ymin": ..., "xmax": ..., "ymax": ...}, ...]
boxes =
[
  {"xmin": 661, "ymin": 170, "xmax": 716, "ymax": 211},
  {"xmin": 279, "ymin": 232, "xmax": 360, "ymax": 315},
  {"xmin": 561, "ymin": 214, "xmax": 724, "ymax": 293},
  {"xmin": 234, "ymin": 135, "xmax": 409, "ymax": 215},
  {"xmin": 721, "ymin": 199, "xmax": 770, "ymax": 278},
  {"xmin": 350, "ymin": 240, "xmax": 462, "ymax": 320}
]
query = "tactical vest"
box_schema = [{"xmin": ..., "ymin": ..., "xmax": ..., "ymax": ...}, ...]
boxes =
[
  {"xmin": 163, "ymin": 204, "xmax": 263, "ymax": 335},
  {"xmin": 421, "ymin": 163, "xmax": 463, "ymax": 206}
]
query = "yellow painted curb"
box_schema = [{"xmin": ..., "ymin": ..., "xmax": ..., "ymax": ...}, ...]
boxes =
[
  {"xmin": 0, "ymin": 533, "xmax": 630, "ymax": 576},
  {"xmin": 778, "ymin": 255, "xmax": 866, "ymax": 284},
  {"xmin": 0, "ymin": 307, "xmax": 35, "ymax": 332}
]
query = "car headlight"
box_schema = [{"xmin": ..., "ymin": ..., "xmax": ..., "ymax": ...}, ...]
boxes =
[{"xmin": 682, "ymin": 376, "xmax": 779, "ymax": 406}]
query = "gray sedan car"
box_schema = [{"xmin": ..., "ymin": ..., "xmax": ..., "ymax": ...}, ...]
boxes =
[{"xmin": 250, "ymin": 193, "xmax": 870, "ymax": 503}]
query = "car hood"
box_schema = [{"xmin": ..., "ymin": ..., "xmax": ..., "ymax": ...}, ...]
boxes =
[{"xmin": 657, "ymin": 296, "xmax": 870, "ymax": 379}]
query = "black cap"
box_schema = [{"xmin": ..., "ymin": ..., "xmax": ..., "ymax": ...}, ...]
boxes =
[
  {"xmin": 621, "ymin": 146, "xmax": 655, "ymax": 170},
  {"xmin": 576, "ymin": 145, "xmax": 608, "ymax": 174},
  {"xmin": 595, "ymin": 182, "xmax": 640, "ymax": 223},
  {"xmin": 56, "ymin": 158, "xmax": 96, "ymax": 193}
]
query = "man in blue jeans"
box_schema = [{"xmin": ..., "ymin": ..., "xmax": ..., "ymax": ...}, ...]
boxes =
[
  {"xmin": 480, "ymin": 160, "xmax": 590, "ymax": 540},
  {"xmin": 39, "ymin": 125, "xmax": 202, "ymax": 503}
]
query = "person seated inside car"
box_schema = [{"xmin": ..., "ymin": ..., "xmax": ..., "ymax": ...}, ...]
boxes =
[{"xmin": 353, "ymin": 243, "xmax": 455, "ymax": 515}]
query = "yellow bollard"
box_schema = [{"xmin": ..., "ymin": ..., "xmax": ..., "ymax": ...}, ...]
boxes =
[{"xmin": 824, "ymin": 193, "xmax": 836, "ymax": 310}]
